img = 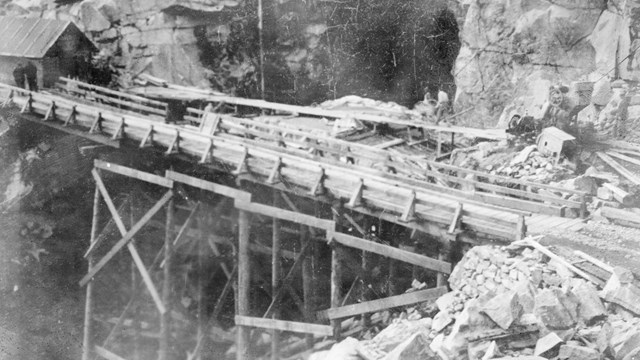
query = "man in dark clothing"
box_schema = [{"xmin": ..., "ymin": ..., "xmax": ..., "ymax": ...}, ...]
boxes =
[
  {"xmin": 24, "ymin": 62, "xmax": 38, "ymax": 91},
  {"xmin": 13, "ymin": 63, "xmax": 25, "ymax": 89}
]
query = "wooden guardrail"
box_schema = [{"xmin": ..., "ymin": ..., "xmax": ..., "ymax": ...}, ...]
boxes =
[
  {"xmin": 2, "ymin": 83, "xmax": 523, "ymax": 241},
  {"xmin": 56, "ymin": 77, "xmax": 168, "ymax": 117}
]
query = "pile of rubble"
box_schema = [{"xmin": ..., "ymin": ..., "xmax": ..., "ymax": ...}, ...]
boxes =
[{"xmin": 314, "ymin": 239, "xmax": 640, "ymax": 360}]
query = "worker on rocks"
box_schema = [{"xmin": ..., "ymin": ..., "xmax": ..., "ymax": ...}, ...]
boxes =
[
  {"xmin": 13, "ymin": 62, "xmax": 25, "ymax": 89},
  {"xmin": 24, "ymin": 62, "xmax": 38, "ymax": 92}
]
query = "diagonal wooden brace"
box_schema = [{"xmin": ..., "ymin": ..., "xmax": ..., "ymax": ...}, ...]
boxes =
[
  {"xmin": 448, "ymin": 202, "xmax": 463, "ymax": 234},
  {"xmin": 398, "ymin": 190, "xmax": 416, "ymax": 223},
  {"xmin": 346, "ymin": 179, "xmax": 364, "ymax": 208},
  {"xmin": 262, "ymin": 241, "xmax": 312, "ymax": 319},
  {"xmin": 233, "ymin": 148, "xmax": 250, "ymax": 176},
  {"xmin": 308, "ymin": 168, "xmax": 325, "ymax": 196},
  {"xmin": 139, "ymin": 125, "xmax": 154, "ymax": 148},
  {"xmin": 20, "ymin": 93, "xmax": 33, "ymax": 113},
  {"xmin": 80, "ymin": 169, "xmax": 173, "ymax": 314},
  {"xmin": 166, "ymin": 130, "xmax": 180, "ymax": 154},
  {"xmin": 112, "ymin": 118, "xmax": 125, "ymax": 140},
  {"xmin": 89, "ymin": 112, "xmax": 102, "ymax": 134},
  {"xmin": 44, "ymin": 101, "xmax": 56, "ymax": 121},
  {"xmin": 64, "ymin": 105, "xmax": 76, "ymax": 126},
  {"xmin": 199, "ymin": 140, "xmax": 213, "ymax": 164},
  {"xmin": 267, "ymin": 157, "xmax": 283, "ymax": 184}
]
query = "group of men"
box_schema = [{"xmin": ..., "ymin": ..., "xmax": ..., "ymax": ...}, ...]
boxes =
[
  {"xmin": 415, "ymin": 87, "xmax": 451, "ymax": 124},
  {"xmin": 13, "ymin": 62, "xmax": 38, "ymax": 91}
]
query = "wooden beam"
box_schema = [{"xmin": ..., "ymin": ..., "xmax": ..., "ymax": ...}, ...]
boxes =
[
  {"xmin": 602, "ymin": 183, "xmax": 633, "ymax": 206},
  {"xmin": 64, "ymin": 105, "xmax": 76, "ymax": 126},
  {"xmin": 347, "ymin": 180, "xmax": 364, "ymax": 208},
  {"xmin": 237, "ymin": 209, "xmax": 252, "ymax": 360},
  {"xmin": 44, "ymin": 101, "xmax": 56, "ymax": 121},
  {"xmin": 601, "ymin": 207, "xmax": 640, "ymax": 228},
  {"xmin": 596, "ymin": 152, "xmax": 640, "ymax": 185},
  {"xmin": 271, "ymin": 192, "xmax": 282, "ymax": 360},
  {"xmin": 267, "ymin": 158, "xmax": 282, "ymax": 184},
  {"xmin": 139, "ymin": 125, "xmax": 153, "ymax": 148},
  {"xmin": 95, "ymin": 346, "xmax": 129, "ymax": 360},
  {"xmin": 398, "ymin": 190, "xmax": 416, "ymax": 223},
  {"xmin": 448, "ymin": 203, "xmax": 463, "ymax": 234},
  {"xmin": 89, "ymin": 112, "xmax": 102, "ymax": 133},
  {"xmin": 308, "ymin": 168, "xmax": 325, "ymax": 196},
  {"xmin": 82, "ymin": 186, "xmax": 101, "ymax": 360},
  {"xmin": 199, "ymin": 140, "xmax": 213, "ymax": 164},
  {"xmin": 95, "ymin": 160, "xmax": 174, "ymax": 188},
  {"xmin": 234, "ymin": 200, "xmax": 334, "ymax": 231},
  {"xmin": 166, "ymin": 130, "xmax": 180, "ymax": 154},
  {"xmin": 375, "ymin": 138, "xmax": 405, "ymax": 149},
  {"xmin": 112, "ymin": 118, "xmax": 125, "ymax": 140},
  {"xmin": 320, "ymin": 286, "xmax": 447, "ymax": 320},
  {"xmin": 165, "ymin": 170, "xmax": 251, "ymax": 202},
  {"xmin": 234, "ymin": 316, "xmax": 333, "ymax": 337},
  {"xmin": 234, "ymin": 148, "xmax": 249, "ymax": 176},
  {"xmin": 328, "ymin": 232, "xmax": 451, "ymax": 274},
  {"xmin": 159, "ymin": 197, "xmax": 174, "ymax": 360},
  {"xmin": 84, "ymin": 199, "xmax": 129, "ymax": 258},
  {"xmin": 608, "ymin": 151, "xmax": 640, "ymax": 167}
]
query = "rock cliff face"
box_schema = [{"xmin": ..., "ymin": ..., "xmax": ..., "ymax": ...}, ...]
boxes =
[{"xmin": 454, "ymin": 0, "xmax": 640, "ymax": 128}]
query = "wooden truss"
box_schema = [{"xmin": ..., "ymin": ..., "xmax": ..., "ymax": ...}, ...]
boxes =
[{"xmin": 80, "ymin": 160, "xmax": 454, "ymax": 360}]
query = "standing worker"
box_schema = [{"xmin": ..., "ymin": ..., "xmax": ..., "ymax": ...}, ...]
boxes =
[
  {"xmin": 24, "ymin": 62, "xmax": 38, "ymax": 91},
  {"xmin": 13, "ymin": 62, "xmax": 25, "ymax": 89},
  {"xmin": 435, "ymin": 90, "xmax": 450, "ymax": 124}
]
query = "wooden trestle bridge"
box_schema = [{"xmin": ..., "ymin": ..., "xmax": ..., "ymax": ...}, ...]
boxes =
[{"xmin": 0, "ymin": 78, "xmax": 587, "ymax": 360}]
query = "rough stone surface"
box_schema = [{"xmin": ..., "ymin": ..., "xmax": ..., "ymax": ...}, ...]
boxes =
[
  {"xmin": 534, "ymin": 288, "xmax": 578, "ymax": 330},
  {"xmin": 571, "ymin": 280, "xmax": 607, "ymax": 324},
  {"xmin": 481, "ymin": 291, "xmax": 523, "ymax": 330},
  {"xmin": 381, "ymin": 332, "xmax": 439, "ymax": 360},
  {"xmin": 452, "ymin": 0, "xmax": 640, "ymax": 127},
  {"xmin": 534, "ymin": 332, "xmax": 564, "ymax": 357},
  {"xmin": 558, "ymin": 344, "xmax": 600, "ymax": 360}
]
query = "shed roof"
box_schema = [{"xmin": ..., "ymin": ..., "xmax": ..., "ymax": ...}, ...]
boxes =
[{"xmin": 0, "ymin": 16, "xmax": 95, "ymax": 58}]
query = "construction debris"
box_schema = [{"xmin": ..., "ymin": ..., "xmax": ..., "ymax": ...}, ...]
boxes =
[{"xmin": 312, "ymin": 238, "xmax": 640, "ymax": 360}]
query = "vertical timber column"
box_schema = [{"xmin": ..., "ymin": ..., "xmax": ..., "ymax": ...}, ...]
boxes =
[
  {"xmin": 271, "ymin": 193, "xmax": 282, "ymax": 360},
  {"xmin": 436, "ymin": 243, "xmax": 450, "ymax": 287},
  {"xmin": 301, "ymin": 220, "xmax": 313, "ymax": 348},
  {"xmin": 131, "ymin": 198, "xmax": 141, "ymax": 360},
  {"xmin": 81, "ymin": 186, "xmax": 101, "ymax": 360},
  {"xmin": 330, "ymin": 203, "xmax": 343, "ymax": 338},
  {"xmin": 196, "ymin": 213, "xmax": 206, "ymax": 360},
  {"xmin": 237, "ymin": 208, "xmax": 252, "ymax": 360},
  {"xmin": 159, "ymin": 197, "xmax": 175, "ymax": 360}
]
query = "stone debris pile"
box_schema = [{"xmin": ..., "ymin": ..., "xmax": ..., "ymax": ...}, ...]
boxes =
[{"xmin": 313, "ymin": 239, "xmax": 640, "ymax": 360}]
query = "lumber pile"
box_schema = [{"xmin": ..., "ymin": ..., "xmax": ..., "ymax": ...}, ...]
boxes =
[{"xmin": 311, "ymin": 238, "xmax": 640, "ymax": 360}]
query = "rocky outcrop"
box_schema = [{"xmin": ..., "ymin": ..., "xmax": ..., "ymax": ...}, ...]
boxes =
[{"xmin": 454, "ymin": 0, "xmax": 640, "ymax": 128}]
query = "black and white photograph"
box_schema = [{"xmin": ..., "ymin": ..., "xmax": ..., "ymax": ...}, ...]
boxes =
[{"xmin": 0, "ymin": 0, "xmax": 639, "ymax": 359}]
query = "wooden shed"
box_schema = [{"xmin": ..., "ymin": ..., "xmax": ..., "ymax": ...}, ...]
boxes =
[
  {"xmin": 537, "ymin": 126, "xmax": 576, "ymax": 165},
  {"xmin": 0, "ymin": 16, "xmax": 97, "ymax": 89}
]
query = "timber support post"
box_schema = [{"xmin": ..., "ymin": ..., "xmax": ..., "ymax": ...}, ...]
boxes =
[
  {"xmin": 237, "ymin": 208, "xmax": 252, "ymax": 360},
  {"xmin": 81, "ymin": 186, "xmax": 101, "ymax": 360},
  {"xmin": 159, "ymin": 196, "xmax": 175, "ymax": 360}
]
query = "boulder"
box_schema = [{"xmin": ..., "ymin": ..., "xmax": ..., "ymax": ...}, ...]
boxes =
[
  {"xmin": 597, "ymin": 186, "xmax": 614, "ymax": 200},
  {"xmin": 322, "ymin": 337, "xmax": 361, "ymax": 360},
  {"xmin": 534, "ymin": 332, "xmax": 564, "ymax": 357},
  {"xmin": 481, "ymin": 291, "xmax": 523, "ymax": 330},
  {"xmin": 557, "ymin": 344, "xmax": 600, "ymax": 360},
  {"xmin": 601, "ymin": 266, "xmax": 640, "ymax": 315},
  {"xmin": 432, "ymin": 311, "xmax": 454, "ymax": 333},
  {"xmin": 382, "ymin": 332, "xmax": 439, "ymax": 360},
  {"xmin": 570, "ymin": 280, "xmax": 607, "ymax": 324},
  {"xmin": 534, "ymin": 288, "xmax": 578, "ymax": 330}
]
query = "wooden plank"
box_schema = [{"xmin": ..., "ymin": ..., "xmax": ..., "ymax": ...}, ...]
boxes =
[
  {"xmin": 61, "ymin": 77, "xmax": 167, "ymax": 108},
  {"xmin": 321, "ymin": 287, "xmax": 447, "ymax": 320},
  {"xmin": 448, "ymin": 203, "xmax": 463, "ymax": 234},
  {"xmin": 597, "ymin": 152, "xmax": 640, "ymax": 185},
  {"xmin": 165, "ymin": 170, "xmax": 251, "ymax": 202},
  {"xmin": 375, "ymin": 138, "xmax": 405, "ymax": 149},
  {"xmin": 608, "ymin": 151, "xmax": 640, "ymax": 167},
  {"xmin": 18, "ymin": 112, "xmax": 120, "ymax": 148},
  {"xmin": 95, "ymin": 346, "xmax": 129, "ymax": 360},
  {"xmin": 234, "ymin": 316, "xmax": 332, "ymax": 337},
  {"xmin": 237, "ymin": 209, "xmax": 251, "ymax": 360},
  {"xmin": 601, "ymin": 207, "xmax": 640, "ymax": 227},
  {"xmin": 329, "ymin": 232, "xmax": 451, "ymax": 274},
  {"xmin": 235, "ymin": 200, "xmax": 335, "ymax": 231},
  {"xmin": 95, "ymin": 160, "xmax": 174, "ymax": 188},
  {"xmin": 602, "ymin": 183, "xmax": 633, "ymax": 206}
]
